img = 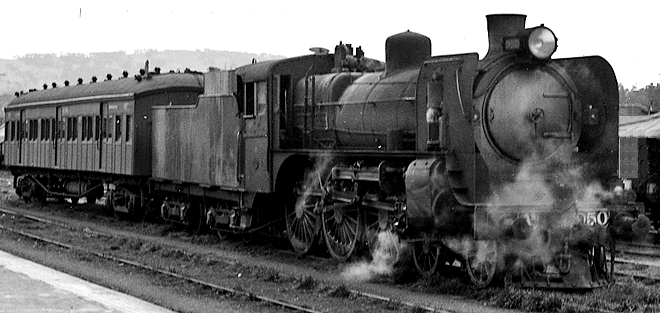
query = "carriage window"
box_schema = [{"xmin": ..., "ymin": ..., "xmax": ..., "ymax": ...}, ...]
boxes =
[
  {"xmin": 88, "ymin": 116, "xmax": 93, "ymax": 140},
  {"xmin": 82, "ymin": 117, "xmax": 88, "ymax": 141},
  {"xmin": 244, "ymin": 82, "xmax": 255, "ymax": 117},
  {"xmin": 95, "ymin": 116, "xmax": 100, "ymax": 140},
  {"xmin": 125, "ymin": 115, "xmax": 132, "ymax": 142},
  {"xmin": 30, "ymin": 120, "xmax": 38, "ymax": 141},
  {"xmin": 59, "ymin": 118, "xmax": 65, "ymax": 140},
  {"xmin": 51, "ymin": 118, "xmax": 56, "ymax": 140},
  {"xmin": 115, "ymin": 115, "xmax": 122, "ymax": 141},
  {"xmin": 106, "ymin": 117, "xmax": 113, "ymax": 139},
  {"xmin": 5, "ymin": 122, "xmax": 8, "ymax": 142},
  {"xmin": 66, "ymin": 118, "xmax": 72, "ymax": 140},
  {"xmin": 73, "ymin": 117, "xmax": 78, "ymax": 140},
  {"xmin": 67, "ymin": 117, "xmax": 78, "ymax": 141},
  {"xmin": 41, "ymin": 119, "xmax": 50, "ymax": 140},
  {"xmin": 101, "ymin": 117, "xmax": 107, "ymax": 139},
  {"xmin": 20, "ymin": 121, "xmax": 25, "ymax": 140}
]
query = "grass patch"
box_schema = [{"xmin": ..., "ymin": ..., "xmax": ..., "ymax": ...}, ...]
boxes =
[
  {"xmin": 327, "ymin": 284, "xmax": 351, "ymax": 298},
  {"xmin": 295, "ymin": 275, "xmax": 318, "ymax": 291}
]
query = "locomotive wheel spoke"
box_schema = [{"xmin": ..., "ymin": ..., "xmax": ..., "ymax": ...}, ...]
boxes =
[
  {"xmin": 465, "ymin": 240, "xmax": 498, "ymax": 288},
  {"xmin": 322, "ymin": 204, "xmax": 360, "ymax": 261},
  {"xmin": 284, "ymin": 188, "xmax": 320, "ymax": 256},
  {"xmin": 412, "ymin": 233, "xmax": 440, "ymax": 277},
  {"xmin": 594, "ymin": 238, "xmax": 615, "ymax": 284},
  {"xmin": 364, "ymin": 209, "xmax": 399, "ymax": 265}
]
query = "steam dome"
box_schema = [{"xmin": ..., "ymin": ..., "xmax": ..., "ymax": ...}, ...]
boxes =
[{"xmin": 385, "ymin": 31, "xmax": 431, "ymax": 75}]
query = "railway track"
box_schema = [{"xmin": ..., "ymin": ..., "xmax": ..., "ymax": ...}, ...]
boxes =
[
  {"xmin": 3, "ymin": 201, "xmax": 660, "ymax": 312},
  {"xmin": 0, "ymin": 207, "xmax": 445, "ymax": 313}
]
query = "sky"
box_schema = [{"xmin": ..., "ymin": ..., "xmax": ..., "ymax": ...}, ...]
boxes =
[{"xmin": 1, "ymin": 0, "xmax": 658, "ymax": 89}]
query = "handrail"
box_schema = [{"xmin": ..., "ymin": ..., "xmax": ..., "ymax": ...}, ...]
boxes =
[{"xmin": 293, "ymin": 97, "xmax": 416, "ymax": 108}]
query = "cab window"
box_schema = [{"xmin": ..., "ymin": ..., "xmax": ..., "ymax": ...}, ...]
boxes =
[
  {"xmin": 244, "ymin": 82, "xmax": 255, "ymax": 117},
  {"xmin": 257, "ymin": 81, "xmax": 267, "ymax": 116}
]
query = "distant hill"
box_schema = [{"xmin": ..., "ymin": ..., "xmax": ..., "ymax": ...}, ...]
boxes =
[{"xmin": 0, "ymin": 49, "xmax": 283, "ymax": 122}]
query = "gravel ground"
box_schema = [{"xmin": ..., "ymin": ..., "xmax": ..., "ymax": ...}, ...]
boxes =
[{"xmin": 2, "ymin": 171, "xmax": 660, "ymax": 313}]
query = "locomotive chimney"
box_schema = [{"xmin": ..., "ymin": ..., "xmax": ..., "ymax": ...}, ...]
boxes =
[{"xmin": 484, "ymin": 14, "xmax": 526, "ymax": 60}]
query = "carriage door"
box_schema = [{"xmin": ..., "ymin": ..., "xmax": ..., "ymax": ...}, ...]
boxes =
[
  {"xmin": 42, "ymin": 108, "xmax": 56, "ymax": 168},
  {"xmin": 55, "ymin": 107, "xmax": 63, "ymax": 167},
  {"xmin": 96, "ymin": 103, "xmax": 103, "ymax": 170},
  {"xmin": 242, "ymin": 80, "xmax": 270, "ymax": 192},
  {"xmin": 100, "ymin": 103, "xmax": 114, "ymax": 172},
  {"xmin": 18, "ymin": 110, "xmax": 24, "ymax": 164}
]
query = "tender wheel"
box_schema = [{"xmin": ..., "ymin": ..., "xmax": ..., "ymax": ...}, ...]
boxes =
[
  {"xmin": 465, "ymin": 240, "xmax": 498, "ymax": 288},
  {"xmin": 322, "ymin": 204, "xmax": 360, "ymax": 261},
  {"xmin": 412, "ymin": 233, "xmax": 441, "ymax": 277},
  {"xmin": 17, "ymin": 176, "xmax": 38, "ymax": 204},
  {"xmin": 186, "ymin": 202, "xmax": 205, "ymax": 234},
  {"xmin": 110, "ymin": 186, "xmax": 143, "ymax": 220},
  {"xmin": 364, "ymin": 209, "xmax": 399, "ymax": 265},
  {"xmin": 37, "ymin": 192, "xmax": 48, "ymax": 206},
  {"xmin": 284, "ymin": 172, "xmax": 321, "ymax": 255},
  {"xmin": 69, "ymin": 197, "xmax": 79, "ymax": 205}
]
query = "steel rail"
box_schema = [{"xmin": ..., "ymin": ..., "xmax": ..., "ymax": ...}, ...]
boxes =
[
  {"xmin": 0, "ymin": 206, "xmax": 448, "ymax": 313},
  {"xmin": 0, "ymin": 218, "xmax": 321, "ymax": 313},
  {"xmin": 4, "ymin": 205, "xmax": 642, "ymax": 313}
]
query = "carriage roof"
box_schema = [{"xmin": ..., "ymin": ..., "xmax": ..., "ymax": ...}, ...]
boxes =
[{"xmin": 8, "ymin": 72, "xmax": 203, "ymax": 108}]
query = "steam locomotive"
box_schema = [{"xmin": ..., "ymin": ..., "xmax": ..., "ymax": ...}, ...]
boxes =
[{"xmin": 5, "ymin": 14, "xmax": 649, "ymax": 289}]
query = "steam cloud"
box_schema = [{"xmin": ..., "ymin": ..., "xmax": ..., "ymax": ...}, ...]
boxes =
[
  {"xmin": 341, "ymin": 231, "xmax": 405, "ymax": 282},
  {"xmin": 468, "ymin": 155, "xmax": 615, "ymax": 270},
  {"xmin": 295, "ymin": 153, "xmax": 333, "ymax": 214}
]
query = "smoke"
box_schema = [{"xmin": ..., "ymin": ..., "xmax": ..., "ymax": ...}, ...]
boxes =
[
  {"xmin": 488, "ymin": 162, "xmax": 555, "ymax": 206},
  {"xmin": 341, "ymin": 231, "xmax": 405, "ymax": 282},
  {"xmin": 462, "ymin": 155, "xmax": 616, "ymax": 270},
  {"xmin": 294, "ymin": 153, "xmax": 333, "ymax": 215}
]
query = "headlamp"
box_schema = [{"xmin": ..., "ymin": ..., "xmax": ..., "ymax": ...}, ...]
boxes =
[{"xmin": 503, "ymin": 25, "xmax": 557, "ymax": 60}]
